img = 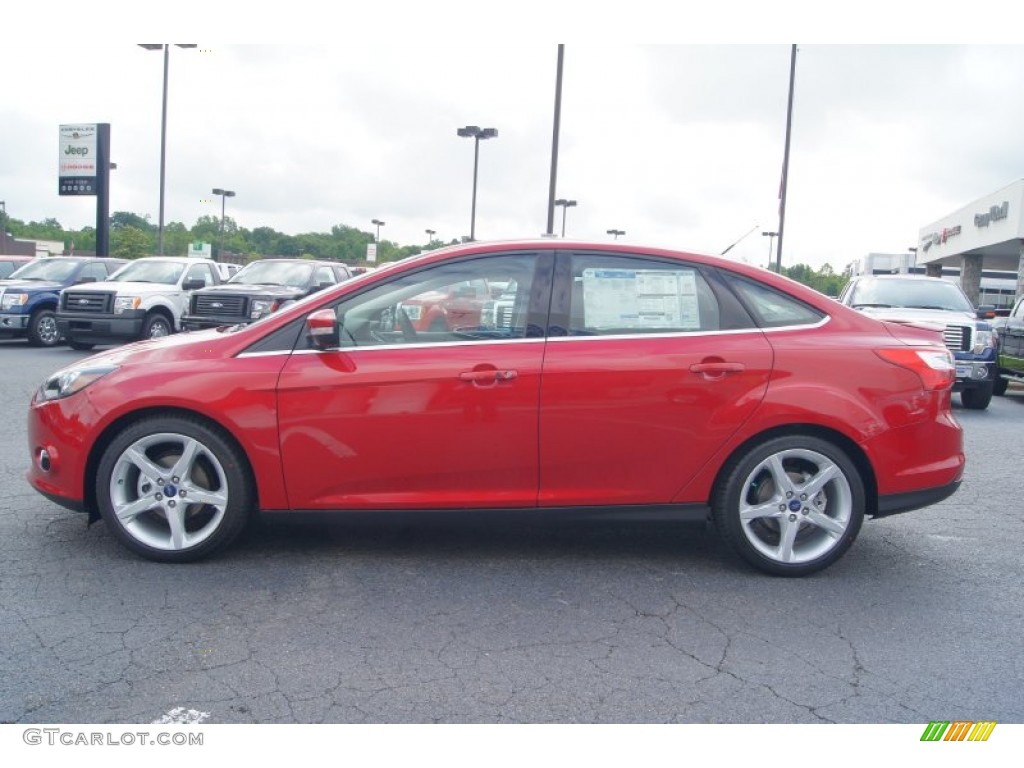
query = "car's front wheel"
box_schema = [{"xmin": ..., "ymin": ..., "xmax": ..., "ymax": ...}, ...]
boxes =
[
  {"xmin": 961, "ymin": 382, "xmax": 993, "ymax": 410},
  {"xmin": 141, "ymin": 313, "xmax": 173, "ymax": 339},
  {"xmin": 95, "ymin": 415, "xmax": 254, "ymax": 562},
  {"xmin": 993, "ymin": 376, "xmax": 1008, "ymax": 397},
  {"xmin": 713, "ymin": 435, "xmax": 865, "ymax": 577},
  {"xmin": 27, "ymin": 308, "xmax": 61, "ymax": 347}
]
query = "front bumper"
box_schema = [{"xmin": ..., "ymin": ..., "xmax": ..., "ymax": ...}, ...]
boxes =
[
  {"xmin": 181, "ymin": 313, "xmax": 249, "ymax": 331},
  {"xmin": 0, "ymin": 312, "xmax": 30, "ymax": 335},
  {"xmin": 56, "ymin": 310, "xmax": 144, "ymax": 343},
  {"xmin": 952, "ymin": 359, "xmax": 994, "ymax": 390}
]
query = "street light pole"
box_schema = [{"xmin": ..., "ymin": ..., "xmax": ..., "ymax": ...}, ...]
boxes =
[
  {"xmin": 371, "ymin": 218, "xmax": 385, "ymax": 243},
  {"xmin": 762, "ymin": 231, "xmax": 778, "ymax": 269},
  {"xmin": 607, "ymin": 229, "xmax": 625, "ymax": 240},
  {"xmin": 425, "ymin": 228, "xmax": 436, "ymax": 243},
  {"xmin": 212, "ymin": 188, "xmax": 235, "ymax": 259},
  {"xmin": 554, "ymin": 198, "xmax": 577, "ymax": 237},
  {"xmin": 0, "ymin": 200, "xmax": 6, "ymax": 255},
  {"xmin": 139, "ymin": 44, "xmax": 197, "ymax": 256},
  {"xmin": 457, "ymin": 125, "xmax": 498, "ymax": 241}
]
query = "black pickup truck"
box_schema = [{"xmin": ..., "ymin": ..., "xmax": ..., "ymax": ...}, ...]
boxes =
[
  {"xmin": 993, "ymin": 295, "xmax": 1024, "ymax": 395},
  {"xmin": 181, "ymin": 258, "xmax": 352, "ymax": 331}
]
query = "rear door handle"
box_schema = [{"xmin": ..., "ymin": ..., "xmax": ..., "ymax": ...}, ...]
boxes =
[{"xmin": 689, "ymin": 362, "xmax": 746, "ymax": 377}]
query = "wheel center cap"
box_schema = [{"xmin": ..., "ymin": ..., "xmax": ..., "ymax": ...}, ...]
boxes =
[
  {"xmin": 788, "ymin": 499, "xmax": 802, "ymax": 512},
  {"xmin": 164, "ymin": 484, "xmax": 177, "ymax": 496}
]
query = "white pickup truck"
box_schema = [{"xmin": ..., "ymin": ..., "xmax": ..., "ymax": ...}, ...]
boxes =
[{"xmin": 56, "ymin": 257, "xmax": 222, "ymax": 350}]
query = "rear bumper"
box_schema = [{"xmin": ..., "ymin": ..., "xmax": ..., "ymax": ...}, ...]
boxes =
[{"xmin": 874, "ymin": 479, "xmax": 961, "ymax": 518}]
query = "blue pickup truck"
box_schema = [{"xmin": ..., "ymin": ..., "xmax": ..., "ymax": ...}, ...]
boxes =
[{"xmin": 0, "ymin": 256, "xmax": 127, "ymax": 347}]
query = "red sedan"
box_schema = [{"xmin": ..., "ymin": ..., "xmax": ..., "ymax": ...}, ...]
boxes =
[{"xmin": 26, "ymin": 240, "xmax": 964, "ymax": 575}]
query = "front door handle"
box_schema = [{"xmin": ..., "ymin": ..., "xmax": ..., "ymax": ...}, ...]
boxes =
[{"xmin": 458, "ymin": 369, "xmax": 518, "ymax": 385}]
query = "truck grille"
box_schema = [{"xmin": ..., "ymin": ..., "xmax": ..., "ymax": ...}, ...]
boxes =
[
  {"xmin": 943, "ymin": 324, "xmax": 972, "ymax": 352},
  {"xmin": 192, "ymin": 294, "xmax": 247, "ymax": 318},
  {"xmin": 62, "ymin": 291, "xmax": 113, "ymax": 313}
]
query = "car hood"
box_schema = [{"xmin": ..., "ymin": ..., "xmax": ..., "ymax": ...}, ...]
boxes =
[
  {"xmin": 198, "ymin": 283, "xmax": 306, "ymax": 299},
  {"xmin": 0, "ymin": 279, "xmax": 64, "ymax": 292},
  {"xmin": 856, "ymin": 306, "xmax": 975, "ymax": 326},
  {"xmin": 65, "ymin": 280, "xmax": 182, "ymax": 293}
]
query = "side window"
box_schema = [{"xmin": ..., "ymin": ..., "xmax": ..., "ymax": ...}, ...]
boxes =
[
  {"xmin": 728, "ymin": 276, "xmax": 825, "ymax": 328},
  {"xmin": 185, "ymin": 264, "xmax": 213, "ymax": 287},
  {"xmin": 566, "ymin": 254, "xmax": 720, "ymax": 335},
  {"xmin": 313, "ymin": 266, "xmax": 336, "ymax": 286},
  {"xmin": 315, "ymin": 253, "xmax": 539, "ymax": 349},
  {"xmin": 80, "ymin": 263, "xmax": 108, "ymax": 282}
]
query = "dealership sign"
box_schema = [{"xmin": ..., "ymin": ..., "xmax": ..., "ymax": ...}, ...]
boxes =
[
  {"xmin": 920, "ymin": 224, "xmax": 962, "ymax": 252},
  {"xmin": 974, "ymin": 201, "xmax": 1009, "ymax": 228},
  {"xmin": 58, "ymin": 124, "xmax": 99, "ymax": 195}
]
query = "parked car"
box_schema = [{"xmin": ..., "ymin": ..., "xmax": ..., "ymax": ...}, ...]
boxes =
[
  {"xmin": 398, "ymin": 277, "xmax": 493, "ymax": 331},
  {"xmin": 56, "ymin": 257, "xmax": 221, "ymax": 350},
  {"xmin": 0, "ymin": 257, "xmax": 128, "ymax": 346},
  {"xmin": 182, "ymin": 258, "xmax": 352, "ymax": 331},
  {"xmin": 27, "ymin": 240, "xmax": 963, "ymax": 575},
  {"xmin": 991, "ymin": 295, "xmax": 1024, "ymax": 395},
  {"xmin": 838, "ymin": 274, "xmax": 997, "ymax": 409},
  {"xmin": 0, "ymin": 255, "xmax": 34, "ymax": 279},
  {"xmin": 214, "ymin": 262, "xmax": 242, "ymax": 281}
]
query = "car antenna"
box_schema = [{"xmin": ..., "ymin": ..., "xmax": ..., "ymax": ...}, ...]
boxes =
[{"xmin": 720, "ymin": 224, "xmax": 759, "ymax": 256}]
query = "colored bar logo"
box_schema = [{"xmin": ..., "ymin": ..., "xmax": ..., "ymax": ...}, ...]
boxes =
[{"xmin": 921, "ymin": 721, "xmax": 997, "ymax": 741}]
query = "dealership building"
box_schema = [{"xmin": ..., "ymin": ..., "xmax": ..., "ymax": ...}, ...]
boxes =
[{"xmin": 914, "ymin": 178, "xmax": 1024, "ymax": 308}]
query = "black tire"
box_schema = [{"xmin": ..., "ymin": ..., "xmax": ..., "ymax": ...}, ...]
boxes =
[
  {"xmin": 993, "ymin": 376, "xmax": 1008, "ymax": 397},
  {"xmin": 95, "ymin": 415, "xmax": 254, "ymax": 563},
  {"xmin": 67, "ymin": 340, "xmax": 95, "ymax": 351},
  {"xmin": 141, "ymin": 313, "xmax": 173, "ymax": 339},
  {"xmin": 712, "ymin": 435, "xmax": 865, "ymax": 577},
  {"xmin": 27, "ymin": 308, "xmax": 61, "ymax": 347},
  {"xmin": 961, "ymin": 383, "xmax": 992, "ymax": 410}
]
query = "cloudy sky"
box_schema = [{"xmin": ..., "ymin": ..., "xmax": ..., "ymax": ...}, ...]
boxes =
[{"xmin": 4, "ymin": 5, "xmax": 1024, "ymax": 270}]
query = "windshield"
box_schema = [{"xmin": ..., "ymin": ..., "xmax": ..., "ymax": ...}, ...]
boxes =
[
  {"xmin": 850, "ymin": 278, "xmax": 973, "ymax": 312},
  {"xmin": 229, "ymin": 261, "xmax": 314, "ymax": 288},
  {"xmin": 109, "ymin": 260, "xmax": 185, "ymax": 285},
  {"xmin": 8, "ymin": 259, "xmax": 79, "ymax": 282}
]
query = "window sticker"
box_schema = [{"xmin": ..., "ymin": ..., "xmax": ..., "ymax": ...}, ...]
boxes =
[{"xmin": 581, "ymin": 268, "xmax": 700, "ymax": 330}]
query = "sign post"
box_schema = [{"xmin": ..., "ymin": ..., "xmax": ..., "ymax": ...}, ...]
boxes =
[{"xmin": 59, "ymin": 123, "xmax": 111, "ymax": 255}]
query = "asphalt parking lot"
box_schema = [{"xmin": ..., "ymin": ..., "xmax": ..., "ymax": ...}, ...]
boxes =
[{"xmin": 1, "ymin": 339, "xmax": 1022, "ymax": 724}]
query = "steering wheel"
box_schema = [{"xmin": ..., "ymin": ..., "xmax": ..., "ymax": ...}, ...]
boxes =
[{"xmin": 396, "ymin": 305, "xmax": 418, "ymax": 342}]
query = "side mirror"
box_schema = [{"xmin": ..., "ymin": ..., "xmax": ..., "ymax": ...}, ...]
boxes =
[
  {"xmin": 976, "ymin": 304, "xmax": 996, "ymax": 319},
  {"xmin": 316, "ymin": 281, "xmax": 334, "ymax": 292},
  {"xmin": 74, "ymin": 276, "xmax": 96, "ymax": 284},
  {"xmin": 183, "ymin": 279, "xmax": 206, "ymax": 291},
  {"xmin": 306, "ymin": 308, "xmax": 339, "ymax": 349}
]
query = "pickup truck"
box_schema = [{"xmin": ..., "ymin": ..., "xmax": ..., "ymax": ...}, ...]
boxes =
[
  {"xmin": 0, "ymin": 257, "xmax": 128, "ymax": 346},
  {"xmin": 56, "ymin": 257, "xmax": 221, "ymax": 350},
  {"xmin": 182, "ymin": 258, "xmax": 352, "ymax": 331},
  {"xmin": 992, "ymin": 295, "xmax": 1024, "ymax": 395},
  {"xmin": 838, "ymin": 274, "xmax": 997, "ymax": 409}
]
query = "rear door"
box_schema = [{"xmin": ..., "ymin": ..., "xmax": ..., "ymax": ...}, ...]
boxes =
[{"xmin": 538, "ymin": 250, "xmax": 774, "ymax": 506}]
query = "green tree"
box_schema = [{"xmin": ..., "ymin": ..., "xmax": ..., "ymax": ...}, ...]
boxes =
[{"xmin": 111, "ymin": 226, "xmax": 151, "ymax": 260}]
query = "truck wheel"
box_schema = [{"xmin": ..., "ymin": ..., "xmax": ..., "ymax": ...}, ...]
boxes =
[
  {"xmin": 68, "ymin": 340, "xmax": 95, "ymax": 351},
  {"xmin": 141, "ymin": 313, "xmax": 173, "ymax": 339},
  {"xmin": 961, "ymin": 383, "xmax": 993, "ymax": 410},
  {"xmin": 993, "ymin": 377, "xmax": 1008, "ymax": 396},
  {"xmin": 27, "ymin": 308, "xmax": 61, "ymax": 347}
]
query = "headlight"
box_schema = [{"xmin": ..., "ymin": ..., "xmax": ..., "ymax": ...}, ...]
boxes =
[
  {"xmin": 114, "ymin": 296, "xmax": 141, "ymax": 314},
  {"xmin": 973, "ymin": 328, "xmax": 995, "ymax": 353},
  {"xmin": 37, "ymin": 365, "xmax": 119, "ymax": 401},
  {"xmin": 250, "ymin": 299, "xmax": 279, "ymax": 319},
  {"xmin": 1, "ymin": 292, "xmax": 27, "ymax": 310}
]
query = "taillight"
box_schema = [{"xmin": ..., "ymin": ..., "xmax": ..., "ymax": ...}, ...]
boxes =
[{"xmin": 875, "ymin": 348, "xmax": 955, "ymax": 390}]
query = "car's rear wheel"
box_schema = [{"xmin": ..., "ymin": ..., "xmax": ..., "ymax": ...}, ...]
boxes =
[
  {"xmin": 95, "ymin": 415, "xmax": 254, "ymax": 562},
  {"xmin": 961, "ymin": 382, "xmax": 993, "ymax": 410},
  {"xmin": 713, "ymin": 435, "xmax": 865, "ymax": 577}
]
